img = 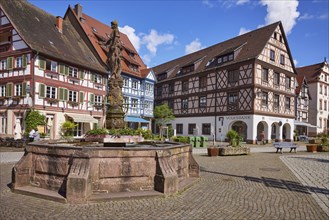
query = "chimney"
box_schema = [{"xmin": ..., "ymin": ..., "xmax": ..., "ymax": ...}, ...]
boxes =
[
  {"xmin": 56, "ymin": 16, "xmax": 63, "ymax": 33},
  {"xmin": 74, "ymin": 4, "xmax": 82, "ymax": 19}
]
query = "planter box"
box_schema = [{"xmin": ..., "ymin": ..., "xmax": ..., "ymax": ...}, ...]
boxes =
[
  {"xmin": 219, "ymin": 146, "xmax": 250, "ymax": 156},
  {"xmin": 207, "ymin": 147, "xmax": 219, "ymax": 157},
  {"xmin": 317, "ymin": 145, "xmax": 329, "ymax": 152},
  {"xmin": 306, "ymin": 144, "xmax": 317, "ymax": 152}
]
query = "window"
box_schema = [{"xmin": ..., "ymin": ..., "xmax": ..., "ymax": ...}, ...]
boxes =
[
  {"xmin": 123, "ymin": 78, "xmax": 129, "ymax": 87},
  {"xmin": 168, "ymin": 99, "xmax": 174, "ymax": 109},
  {"xmin": 270, "ymin": 50, "xmax": 275, "ymax": 61},
  {"xmin": 199, "ymin": 96, "xmax": 206, "ymax": 108},
  {"xmin": 228, "ymin": 69, "xmax": 239, "ymax": 83},
  {"xmin": 94, "ymin": 95, "xmax": 102, "ymax": 105},
  {"xmin": 0, "ymin": 59, "xmax": 6, "ymax": 70},
  {"xmin": 69, "ymin": 90, "xmax": 78, "ymax": 102},
  {"xmin": 15, "ymin": 84, "xmax": 22, "ymax": 96},
  {"xmin": 0, "ymin": 116, "xmax": 7, "ymax": 134},
  {"xmin": 46, "ymin": 86, "xmax": 56, "ymax": 99},
  {"xmin": 320, "ymin": 99, "xmax": 322, "ymax": 110},
  {"xmin": 132, "ymin": 80, "xmax": 138, "ymax": 90},
  {"xmin": 199, "ymin": 76, "xmax": 207, "ymax": 88},
  {"xmin": 223, "ymin": 56, "xmax": 228, "ymax": 62},
  {"xmin": 274, "ymin": 94, "xmax": 279, "ymax": 109},
  {"xmin": 73, "ymin": 122, "xmax": 83, "ymax": 137},
  {"xmin": 181, "ymin": 65, "xmax": 194, "ymax": 74},
  {"xmin": 285, "ymin": 97, "xmax": 291, "ymax": 110},
  {"xmin": 15, "ymin": 57, "xmax": 22, "ymax": 68},
  {"xmin": 274, "ymin": 72, "xmax": 280, "ymax": 85},
  {"xmin": 145, "ymin": 83, "xmax": 153, "ymax": 93},
  {"xmin": 228, "ymin": 54, "xmax": 234, "ymax": 61},
  {"xmin": 279, "ymin": 35, "xmax": 283, "ymax": 43},
  {"xmin": 169, "ymin": 83, "xmax": 174, "ymax": 94},
  {"xmin": 156, "ymin": 86, "xmax": 162, "ymax": 96},
  {"xmin": 325, "ymin": 86, "xmax": 327, "ymax": 96},
  {"xmin": 45, "ymin": 60, "xmax": 57, "ymax": 72},
  {"xmin": 280, "ymin": 54, "xmax": 285, "ymax": 65},
  {"xmin": 157, "ymin": 72, "xmax": 167, "ymax": 81},
  {"xmin": 68, "ymin": 67, "xmax": 78, "ymax": 78},
  {"xmin": 182, "ymin": 98, "xmax": 188, "ymax": 109},
  {"xmin": 319, "ymin": 118, "xmax": 322, "ymax": 128},
  {"xmin": 228, "ymin": 93, "xmax": 238, "ymax": 105},
  {"xmin": 176, "ymin": 124, "xmax": 183, "ymax": 134},
  {"xmin": 262, "ymin": 92, "xmax": 268, "ymax": 106},
  {"xmin": 0, "ymin": 85, "xmax": 6, "ymax": 97},
  {"xmin": 324, "ymin": 100, "xmax": 327, "ymax": 111},
  {"xmin": 131, "ymin": 98, "xmax": 138, "ymax": 108},
  {"xmin": 218, "ymin": 57, "xmax": 222, "ymax": 64},
  {"xmin": 188, "ymin": 124, "xmax": 196, "ymax": 135},
  {"xmin": 182, "ymin": 80, "xmax": 189, "ymax": 92},
  {"xmin": 262, "ymin": 68, "xmax": 268, "ymax": 82},
  {"xmin": 93, "ymin": 74, "xmax": 102, "ymax": 84},
  {"xmin": 285, "ymin": 76, "xmax": 291, "ymax": 89},
  {"xmin": 274, "ymin": 32, "xmax": 277, "ymax": 40},
  {"xmin": 202, "ymin": 123, "xmax": 211, "ymax": 135},
  {"xmin": 320, "ymin": 84, "xmax": 323, "ymax": 94}
]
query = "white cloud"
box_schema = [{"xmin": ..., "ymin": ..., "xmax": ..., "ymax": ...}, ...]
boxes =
[
  {"xmin": 293, "ymin": 59, "xmax": 298, "ymax": 67},
  {"xmin": 202, "ymin": 0, "xmax": 214, "ymax": 8},
  {"xmin": 185, "ymin": 38, "xmax": 203, "ymax": 54},
  {"xmin": 238, "ymin": 27, "xmax": 251, "ymax": 35},
  {"xmin": 260, "ymin": 0, "xmax": 300, "ymax": 35},
  {"xmin": 318, "ymin": 13, "xmax": 328, "ymax": 20},
  {"xmin": 119, "ymin": 25, "xmax": 141, "ymax": 52},
  {"xmin": 142, "ymin": 29, "xmax": 174, "ymax": 55},
  {"xmin": 298, "ymin": 13, "xmax": 314, "ymax": 20},
  {"xmin": 236, "ymin": 0, "xmax": 250, "ymax": 5}
]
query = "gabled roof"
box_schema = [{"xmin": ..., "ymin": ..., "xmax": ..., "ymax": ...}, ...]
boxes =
[
  {"xmin": 152, "ymin": 22, "xmax": 287, "ymax": 80},
  {"xmin": 296, "ymin": 62, "xmax": 328, "ymax": 83},
  {"xmin": 67, "ymin": 5, "xmax": 147, "ymax": 78},
  {"xmin": 0, "ymin": 0, "xmax": 107, "ymax": 74}
]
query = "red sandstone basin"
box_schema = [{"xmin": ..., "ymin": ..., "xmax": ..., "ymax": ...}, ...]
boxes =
[{"xmin": 11, "ymin": 141, "xmax": 200, "ymax": 203}]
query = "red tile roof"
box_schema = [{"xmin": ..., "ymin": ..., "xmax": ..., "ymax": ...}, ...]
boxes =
[{"xmin": 296, "ymin": 62, "xmax": 325, "ymax": 83}]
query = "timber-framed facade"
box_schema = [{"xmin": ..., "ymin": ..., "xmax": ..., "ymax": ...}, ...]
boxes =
[{"xmin": 153, "ymin": 22, "xmax": 297, "ymax": 144}]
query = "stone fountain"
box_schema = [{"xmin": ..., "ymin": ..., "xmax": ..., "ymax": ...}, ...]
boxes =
[{"xmin": 11, "ymin": 21, "xmax": 200, "ymax": 203}]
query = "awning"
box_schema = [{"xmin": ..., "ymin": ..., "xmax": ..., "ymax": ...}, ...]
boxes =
[
  {"xmin": 125, "ymin": 116, "xmax": 149, "ymax": 123},
  {"xmin": 65, "ymin": 114, "xmax": 98, "ymax": 123},
  {"xmin": 294, "ymin": 120, "xmax": 317, "ymax": 128}
]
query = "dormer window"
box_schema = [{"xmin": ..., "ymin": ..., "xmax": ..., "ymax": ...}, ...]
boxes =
[
  {"xmin": 91, "ymin": 27, "xmax": 97, "ymax": 33},
  {"xmin": 218, "ymin": 57, "xmax": 222, "ymax": 64},
  {"xmin": 157, "ymin": 72, "xmax": 167, "ymax": 81},
  {"xmin": 181, "ymin": 64, "xmax": 194, "ymax": 74}
]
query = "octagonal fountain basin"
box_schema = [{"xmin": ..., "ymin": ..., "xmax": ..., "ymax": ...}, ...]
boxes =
[{"xmin": 11, "ymin": 141, "xmax": 199, "ymax": 203}]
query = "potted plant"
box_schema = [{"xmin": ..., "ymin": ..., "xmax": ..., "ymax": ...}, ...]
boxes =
[
  {"xmin": 218, "ymin": 130, "xmax": 250, "ymax": 156},
  {"xmin": 60, "ymin": 121, "xmax": 77, "ymax": 141},
  {"xmin": 207, "ymin": 146, "xmax": 219, "ymax": 157},
  {"xmin": 317, "ymin": 135, "xmax": 329, "ymax": 152},
  {"xmin": 226, "ymin": 130, "xmax": 239, "ymax": 147}
]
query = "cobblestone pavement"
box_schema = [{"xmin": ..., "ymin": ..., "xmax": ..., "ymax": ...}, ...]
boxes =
[
  {"xmin": 1, "ymin": 152, "xmax": 328, "ymax": 219},
  {"xmin": 280, "ymin": 154, "xmax": 329, "ymax": 216}
]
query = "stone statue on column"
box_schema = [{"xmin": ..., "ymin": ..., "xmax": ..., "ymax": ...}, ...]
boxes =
[{"xmin": 104, "ymin": 20, "xmax": 125, "ymax": 129}]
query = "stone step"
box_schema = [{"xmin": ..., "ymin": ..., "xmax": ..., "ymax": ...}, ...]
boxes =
[{"xmin": 13, "ymin": 186, "xmax": 67, "ymax": 203}]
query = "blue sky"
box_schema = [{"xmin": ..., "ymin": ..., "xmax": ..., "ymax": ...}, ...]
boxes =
[{"xmin": 29, "ymin": 0, "xmax": 328, "ymax": 68}]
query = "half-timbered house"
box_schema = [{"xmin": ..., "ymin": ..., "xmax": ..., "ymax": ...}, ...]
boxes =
[
  {"xmin": 66, "ymin": 4, "xmax": 155, "ymax": 129},
  {"xmin": 0, "ymin": 0, "xmax": 108, "ymax": 139},
  {"xmin": 296, "ymin": 60, "xmax": 329, "ymax": 136},
  {"xmin": 153, "ymin": 22, "xmax": 297, "ymax": 144}
]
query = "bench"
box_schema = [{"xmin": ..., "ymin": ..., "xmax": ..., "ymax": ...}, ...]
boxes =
[{"xmin": 273, "ymin": 142, "xmax": 298, "ymax": 153}]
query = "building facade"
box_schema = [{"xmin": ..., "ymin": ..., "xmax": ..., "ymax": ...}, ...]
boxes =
[
  {"xmin": 0, "ymin": 0, "xmax": 108, "ymax": 139},
  {"xmin": 153, "ymin": 22, "xmax": 297, "ymax": 144},
  {"xmin": 66, "ymin": 4, "xmax": 155, "ymax": 129},
  {"xmin": 296, "ymin": 61, "xmax": 329, "ymax": 136}
]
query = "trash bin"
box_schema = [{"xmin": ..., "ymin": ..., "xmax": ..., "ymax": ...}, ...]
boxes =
[
  {"xmin": 195, "ymin": 136, "xmax": 201, "ymax": 148},
  {"xmin": 189, "ymin": 136, "xmax": 195, "ymax": 148},
  {"xmin": 201, "ymin": 136, "xmax": 208, "ymax": 148}
]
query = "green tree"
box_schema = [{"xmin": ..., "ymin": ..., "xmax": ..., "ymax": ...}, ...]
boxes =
[
  {"xmin": 25, "ymin": 110, "xmax": 46, "ymax": 132},
  {"xmin": 154, "ymin": 103, "xmax": 175, "ymax": 139},
  {"xmin": 60, "ymin": 121, "xmax": 77, "ymax": 137}
]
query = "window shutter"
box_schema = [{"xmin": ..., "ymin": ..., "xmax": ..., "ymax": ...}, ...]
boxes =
[
  {"xmin": 39, "ymin": 58, "xmax": 46, "ymax": 70},
  {"xmin": 64, "ymin": 66, "xmax": 69, "ymax": 75},
  {"xmin": 64, "ymin": 88, "xmax": 68, "ymax": 100},
  {"xmin": 104, "ymin": 96, "xmax": 107, "ymax": 105},
  {"xmin": 39, "ymin": 84, "xmax": 45, "ymax": 98},
  {"xmin": 22, "ymin": 55, "xmax": 28, "ymax": 68},
  {"xmin": 89, "ymin": 93, "xmax": 94, "ymax": 104},
  {"xmin": 22, "ymin": 82, "xmax": 27, "ymax": 97},
  {"xmin": 79, "ymin": 70, "xmax": 84, "ymax": 80},
  {"xmin": 6, "ymin": 83, "xmax": 13, "ymax": 97},
  {"xmin": 58, "ymin": 88, "xmax": 64, "ymax": 100},
  {"xmin": 59, "ymin": 64, "xmax": 65, "ymax": 75},
  {"xmin": 102, "ymin": 77, "xmax": 106, "ymax": 85},
  {"xmin": 79, "ymin": 92, "xmax": 84, "ymax": 103},
  {"xmin": 90, "ymin": 74, "xmax": 95, "ymax": 83},
  {"xmin": 7, "ymin": 57, "xmax": 13, "ymax": 70}
]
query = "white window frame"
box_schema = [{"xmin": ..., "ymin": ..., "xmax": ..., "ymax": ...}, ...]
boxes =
[
  {"xmin": 73, "ymin": 122, "xmax": 83, "ymax": 137},
  {"xmin": 1, "ymin": 60, "xmax": 6, "ymax": 70},
  {"xmin": 15, "ymin": 84, "xmax": 22, "ymax": 96},
  {"xmin": 131, "ymin": 98, "xmax": 138, "ymax": 108},
  {"xmin": 94, "ymin": 74, "xmax": 102, "ymax": 84},
  {"xmin": 94, "ymin": 95, "xmax": 102, "ymax": 105},
  {"xmin": 69, "ymin": 90, "xmax": 78, "ymax": 102},
  {"xmin": 182, "ymin": 98, "xmax": 188, "ymax": 109},
  {"xmin": 69, "ymin": 67, "xmax": 78, "ymax": 78},
  {"xmin": 0, "ymin": 85, "xmax": 6, "ymax": 97},
  {"xmin": 15, "ymin": 57, "xmax": 22, "ymax": 68},
  {"xmin": 132, "ymin": 80, "xmax": 138, "ymax": 90},
  {"xmin": 46, "ymin": 86, "xmax": 56, "ymax": 99},
  {"xmin": 0, "ymin": 116, "xmax": 7, "ymax": 134},
  {"xmin": 123, "ymin": 77, "xmax": 129, "ymax": 87}
]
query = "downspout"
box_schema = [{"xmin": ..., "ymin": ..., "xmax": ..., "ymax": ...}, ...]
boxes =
[{"xmin": 31, "ymin": 51, "xmax": 39, "ymax": 110}]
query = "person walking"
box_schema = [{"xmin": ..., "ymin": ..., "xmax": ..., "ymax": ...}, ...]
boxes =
[{"xmin": 34, "ymin": 128, "xmax": 40, "ymax": 141}]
